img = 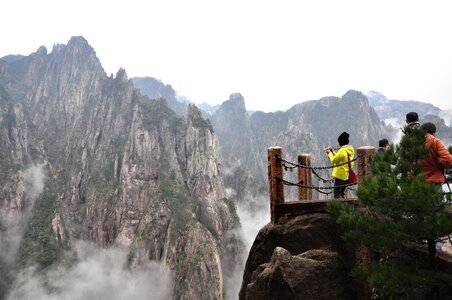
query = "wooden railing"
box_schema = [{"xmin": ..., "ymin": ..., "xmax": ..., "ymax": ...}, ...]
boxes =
[{"xmin": 268, "ymin": 146, "xmax": 376, "ymax": 224}]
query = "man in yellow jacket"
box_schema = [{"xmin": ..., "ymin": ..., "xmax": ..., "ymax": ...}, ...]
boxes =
[{"xmin": 324, "ymin": 132, "xmax": 355, "ymax": 199}]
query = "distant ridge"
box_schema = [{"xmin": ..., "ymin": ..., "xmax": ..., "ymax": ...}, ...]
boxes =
[
  {"xmin": 367, "ymin": 90, "xmax": 442, "ymax": 122},
  {"xmin": 0, "ymin": 54, "xmax": 26, "ymax": 63}
]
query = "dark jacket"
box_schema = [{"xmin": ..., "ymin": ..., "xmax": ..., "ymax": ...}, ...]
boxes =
[{"xmin": 376, "ymin": 147, "xmax": 385, "ymax": 154}]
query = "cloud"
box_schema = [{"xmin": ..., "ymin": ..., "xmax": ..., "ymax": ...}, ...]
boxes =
[
  {"xmin": 1, "ymin": 164, "xmax": 46, "ymax": 265},
  {"xmin": 223, "ymin": 194, "xmax": 269, "ymax": 300},
  {"xmin": 7, "ymin": 241, "xmax": 173, "ymax": 300},
  {"xmin": 384, "ymin": 118, "xmax": 403, "ymax": 145},
  {"xmin": 23, "ymin": 164, "xmax": 46, "ymax": 202},
  {"xmin": 439, "ymin": 109, "xmax": 452, "ymax": 127}
]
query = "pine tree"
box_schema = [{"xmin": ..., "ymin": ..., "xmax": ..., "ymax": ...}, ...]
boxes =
[{"xmin": 331, "ymin": 125, "xmax": 452, "ymax": 298}]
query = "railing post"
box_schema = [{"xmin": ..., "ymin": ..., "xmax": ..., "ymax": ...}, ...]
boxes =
[
  {"xmin": 357, "ymin": 146, "xmax": 375, "ymax": 185},
  {"xmin": 298, "ymin": 154, "xmax": 312, "ymax": 201},
  {"xmin": 268, "ymin": 147, "xmax": 284, "ymax": 224}
]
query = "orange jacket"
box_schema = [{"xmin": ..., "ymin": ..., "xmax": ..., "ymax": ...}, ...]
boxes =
[{"xmin": 423, "ymin": 134, "xmax": 452, "ymax": 183}]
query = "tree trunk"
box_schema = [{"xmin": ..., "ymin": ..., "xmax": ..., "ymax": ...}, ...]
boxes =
[{"xmin": 427, "ymin": 238, "xmax": 436, "ymax": 269}]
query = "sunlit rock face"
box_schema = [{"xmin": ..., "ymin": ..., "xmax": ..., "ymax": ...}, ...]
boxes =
[{"xmin": 0, "ymin": 36, "xmax": 241, "ymax": 299}]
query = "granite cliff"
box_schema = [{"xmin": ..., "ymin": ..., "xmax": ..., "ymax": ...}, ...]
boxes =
[{"xmin": 0, "ymin": 37, "xmax": 241, "ymax": 299}]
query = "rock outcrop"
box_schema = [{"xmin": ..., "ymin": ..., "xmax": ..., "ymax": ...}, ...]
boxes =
[{"xmin": 239, "ymin": 213, "xmax": 365, "ymax": 300}]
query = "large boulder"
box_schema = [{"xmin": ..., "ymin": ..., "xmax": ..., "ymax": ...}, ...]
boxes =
[
  {"xmin": 245, "ymin": 247, "xmax": 351, "ymax": 300},
  {"xmin": 239, "ymin": 212, "xmax": 368, "ymax": 299}
]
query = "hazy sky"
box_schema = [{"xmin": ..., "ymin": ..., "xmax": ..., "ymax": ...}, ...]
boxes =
[{"xmin": 2, "ymin": 0, "xmax": 452, "ymax": 112}]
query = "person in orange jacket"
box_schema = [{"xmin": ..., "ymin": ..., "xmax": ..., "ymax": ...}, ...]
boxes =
[
  {"xmin": 421, "ymin": 122, "xmax": 452, "ymax": 187},
  {"xmin": 324, "ymin": 132, "xmax": 355, "ymax": 199}
]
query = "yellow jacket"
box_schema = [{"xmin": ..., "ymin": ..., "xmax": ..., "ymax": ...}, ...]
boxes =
[{"xmin": 328, "ymin": 145, "xmax": 355, "ymax": 180}]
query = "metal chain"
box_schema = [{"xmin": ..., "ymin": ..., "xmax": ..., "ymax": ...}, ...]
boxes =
[
  {"xmin": 312, "ymin": 168, "xmax": 334, "ymax": 183},
  {"xmin": 282, "ymin": 162, "xmax": 336, "ymax": 183},
  {"xmin": 278, "ymin": 154, "xmax": 359, "ymax": 170},
  {"xmin": 276, "ymin": 177, "xmax": 358, "ymax": 189},
  {"xmin": 314, "ymin": 187, "xmax": 333, "ymax": 195}
]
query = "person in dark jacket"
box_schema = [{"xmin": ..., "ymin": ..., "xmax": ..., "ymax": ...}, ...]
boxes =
[
  {"xmin": 377, "ymin": 138, "xmax": 389, "ymax": 154},
  {"xmin": 406, "ymin": 111, "xmax": 420, "ymax": 127}
]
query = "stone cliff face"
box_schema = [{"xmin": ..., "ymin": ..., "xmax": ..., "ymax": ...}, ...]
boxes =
[
  {"xmin": 211, "ymin": 94, "xmax": 266, "ymax": 205},
  {"xmin": 0, "ymin": 37, "xmax": 240, "ymax": 299}
]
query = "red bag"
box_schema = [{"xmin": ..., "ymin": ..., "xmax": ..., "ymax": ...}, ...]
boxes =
[{"xmin": 347, "ymin": 153, "xmax": 358, "ymax": 184}]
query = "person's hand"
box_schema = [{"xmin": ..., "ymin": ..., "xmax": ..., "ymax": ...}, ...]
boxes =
[
  {"xmin": 324, "ymin": 147, "xmax": 332, "ymax": 154},
  {"xmin": 407, "ymin": 170, "xmax": 415, "ymax": 179}
]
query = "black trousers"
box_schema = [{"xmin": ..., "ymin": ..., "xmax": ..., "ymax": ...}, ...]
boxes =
[{"xmin": 334, "ymin": 178, "xmax": 347, "ymax": 199}]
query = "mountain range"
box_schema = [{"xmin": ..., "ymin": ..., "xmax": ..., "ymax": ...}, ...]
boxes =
[
  {"xmin": 1, "ymin": 36, "xmax": 452, "ymax": 299},
  {"xmin": 0, "ymin": 36, "xmax": 241, "ymax": 299}
]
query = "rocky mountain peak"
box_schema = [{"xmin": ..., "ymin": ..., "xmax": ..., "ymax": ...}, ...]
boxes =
[
  {"xmin": 187, "ymin": 103, "xmax": 203, "ymax": 119},
  {"xmin": 67, "ymin": 36, "xmax": 93, "ymax": 52},
  {"xmin": 33, "ymin": 46, "xmax": 48, "ymax": 57},
  {"xmin": 50, "ymin": 36, "xmax": 90, "ymax": 55},
  {"xmin": 226, "ymin": 93, "xmax": 246, "ymax": 108},
  {"xmin": 213, "ymin": 94, "xmax": 250, "ymax": 136},
  {"xmin": 214, "ymin": 93, "xmax": 248, "ymax": 120},
  {"xmin": 49, "ymin": 36, "xmax": 102, "ymax": 73},
  {"xmin": 366, "ymin": 91, "xmax": 442, "ymax": 125},
  {"xmin": 342, "ymin": 89, "xmax": 369, "ymax": 104},
  {"xmin": 366, "ymin": 90, "xmax": 389, "ymax": 104},
  {"xmin": 229, "ymin": 92, "xmax": 245, "ymax": 101},
  {"xmin": 115, "ymin": 68, "xmax": 128, "ymax": 82}
]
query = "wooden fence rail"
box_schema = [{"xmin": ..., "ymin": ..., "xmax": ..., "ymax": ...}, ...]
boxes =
[{"xmin": 268, "ymin": 146, "xmax": 375, "ymax": 224}]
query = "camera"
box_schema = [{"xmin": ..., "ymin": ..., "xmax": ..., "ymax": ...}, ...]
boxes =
[{"xmin": 445, "ymin": 169, "xmax": 452, "ymax": 183}]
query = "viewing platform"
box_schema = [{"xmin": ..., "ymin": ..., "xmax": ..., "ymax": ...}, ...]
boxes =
[
  {"xmin": 267, "ymin": 146, "xmax": 452, "ymax": 273},
  {"xmin": 267, "ymin": 146, "xmax": 375, "ymax": 224}
]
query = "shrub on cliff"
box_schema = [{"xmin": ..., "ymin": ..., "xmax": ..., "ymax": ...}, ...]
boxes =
[{"xmin": 331, "ymin": 125, "xmax": 452, "ymax": 298}]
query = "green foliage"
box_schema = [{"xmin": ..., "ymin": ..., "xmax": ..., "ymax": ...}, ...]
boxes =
[
  {"xmin": 349, "ymin": 261, "xmax": 440, "ymax": 299},
  {"xmin": 140, "ymin": 98, "xmax": 183, "ymax": 132},
  {"xmin": 174, "ymin": 281, "xmax": 188, "ymax": 299},
  {"xmin": 448, "ymin": 146, "xmax": 452, "ymax": 155},
  {"xmin": 126, "ymin": 247, "xmax": 136, "ymax": 268},
  {"xmin": 224, "ymin": 197, "xmax": 238, "ymax": 223},
  {"xmin": 19, "ymin": 182, "xmax": 68, "ymax": 269},
  {"xmin": 102, "ymin": 160, "xmax": 116, "ymax": 182},
  {"xmin": 0, "ymin": 84, "xmax": 13, "ymax": 106},
  {"xmin": 157, "ymin": 161, "xmax": 197, "ymax": 240},
  {"xmin": 188, "ymin": 248, "xmax": 203, "ymax": 275},
  {"xmin": 331, "ymin": 125, "xmax": 452, "ymax": 298},
  {"xmin": 190, "ymin": 115, "xmax": 213, "ymax": 133}
]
